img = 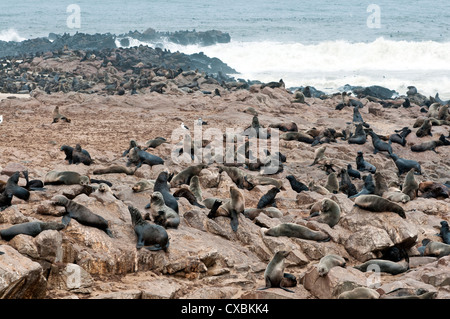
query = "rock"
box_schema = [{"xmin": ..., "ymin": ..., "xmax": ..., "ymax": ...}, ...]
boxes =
[
  {"xmin": 0, "ymin": 245, "xmax": 47, "ymax": 298},
  {"xmin": 48, "ymin": 263, "xmax": 94, "ymax": 293},
  {"xmin": 301, "ymin": 264, "xmax": 368, "ymax": 299},
  {"xmin": 1, "ymin": 162, "xmax": 28, "ymax": 176}
]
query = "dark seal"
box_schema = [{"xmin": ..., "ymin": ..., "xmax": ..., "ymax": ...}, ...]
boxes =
[{"xmin": 0, "ymin": 221, "xmax": 65, "ymax": 241}]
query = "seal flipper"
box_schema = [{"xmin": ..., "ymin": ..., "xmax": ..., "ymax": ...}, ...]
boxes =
[
  {"xmin": 62, "ymin": 215, "xmax": 72, "ymax": 226},
  {"xmin": 230, "ymin": 209, "xmax": 239, "ymax": 232},
  {"xmin": 145, "ymin": 202, "xmax": 151, "ymax": 209},
  {"xmin": 280, "ymin": 286, "xmax": 295, "ymax": 293}
]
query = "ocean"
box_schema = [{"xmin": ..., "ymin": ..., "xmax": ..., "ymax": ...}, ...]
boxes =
[{"xmin": 1, "ymin": 0, "xmax": 450, "ymax": 98}]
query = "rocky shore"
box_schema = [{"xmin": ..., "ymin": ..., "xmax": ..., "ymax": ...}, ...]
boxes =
[{"xmin": 0, "ymin": 41, "xmax": 450, "ymax": 300}]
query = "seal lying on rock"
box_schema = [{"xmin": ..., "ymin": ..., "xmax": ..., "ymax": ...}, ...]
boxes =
[
  {"xmin": 264, "ymin": 222, "xmax": 330, "ymax": 242},
  {"xmin": 317, "ymin": 254, "xmax": 347, "ymax": 276},
  {"xmin": 3, "ymin": 171, "xmax": 30, "ymax": 201},
  {"xmin": 44, "ymin": 171, "xmax": 90, "ymax": 186},
  {"xmin": 0, "ymin": 221, "xmax": 65, "ymax": 241},
  {"xmin": 128, "ymin": 205, "xmax": 169, "ymax": 251},
  {"xmin": 354, "ymin": 194, "xmax": 406, "ymax": 218},
  {"xmin": 354, "ymin": 259, "xmax": 409, "ymax": 275},
  {"xmin": 150, "ymin": 192, "xmax": 180, "ymax": 229},
  {"xmin": 51, "ymin": 195, "xmax": 113, "ymax": 237}
]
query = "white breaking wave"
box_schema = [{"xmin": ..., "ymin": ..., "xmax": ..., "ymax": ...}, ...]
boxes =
[
  {"xmin": 0, "ymin": 28, "xmax": 27, "ymax": 42},
  {"xmin": 118, "ymin": 37, "xmax": 450, "ymax": 99}
]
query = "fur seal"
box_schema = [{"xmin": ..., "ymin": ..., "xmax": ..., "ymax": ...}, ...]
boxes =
[
  {"xmin": 423, "ymin": 241, "xmax": 450, "ymax": 258},
  {"xmin": 411, "ymin": 134, "xmax": 450, "ymax": 152},
  {"xmin": 260, "ymin": 79, "xmax": 285, "ymax": 89},
  {"xmin": 389, "ymin": 127, "xmax": 411, "ymax": 146},
  {"xmin": 258, "ymin": 250, "xmax": 294, "ymax": 293},
  {"xmin": 145, "ymin": 171, "xmax": 178, "ymax": 213},
  {"xmin": 265, "ymin": 222, "xmax": 330, "ymax": 242},
  {"xmin": 368, "ymin": 130, "xmax": 393, "ymax": 155},
  {"xmin": 0, "ymin": 221, "xmax": 65, "ymax": 241},
  {"xmin": 122, "ymin": 140, "xmax": 138, "ymax": 157},
  {"xmin": 286, "ymin": 175, "xmax": 309, "ymax": 193},
  {"xmin": 170, "ymin": 164, "xmax": 207, "ymax": 187},
  {"xmin": 132, "ymin": 180, "xmax": 154, "ymax": 192},
  {"xmin": 416, "ymin": 118, "xmax": 432, "ymax": 137},
  {"xmin": 354, "ymin": 195, "xmax": 406, "ymax": 218},
  {"xmin": 257, "ymin": 187, "xmax": 280, "ymax": 209},
  {"xmin": 44, "ymin": 171, "xmax": 90, "ymax": 186},
  {"xmin": 381, "ymin": 288, "xmax": 437, "ymax": 299},
  {"xmin": 173, "ymin": 188, "xmax": 205, "ymax": 208},
  {"xmin": 438, "ymin": 221, "xmax": 450, "ymax": 245},
  {"xmin": 208, "ymin": 186, "xmax": 245, "ymax": 232},
  {"xmin": 128, "ymin": 205, "xmax": 169, "ymax": 251},
  {"xmin": 338, "ymin": 287, "xmax": 380, "ymax": 299},
  {"xmin": 356, "ymin": 151, "xmax": 376, "ymax": 173},
  {"xmin": 373, "ymin": 172, "xmax": 388, "ymax": 197},
  {"xmin": 93, "ymin": 165, "xmax": 136, "ymax": 175},
  {"xmin": 71, "ymin": 144, "xmax": 92, "ymax": 165},
  {"xmin": 383, "ymin": 190, "xmax": 410, "ymax": 203},
  {"xmin": 317, "ymin": 254, "xmax": 346, "ymax": 276},
  {"xmin": 354, "ymin": 259, "xmax": 409, "ymax": 275},
  {"xmin": 150, "ymin": 192, "xmax": 180, "ymax": 229},
  {"xmin": 127, "ymin": 146, "xmax": 164, "ymax": 168},
  {"xmin": 218, "ymin": 165, "xmax": 254, "ymax": 190},
  {"xmin": 61, "ymin": 145, "xmax": 75, "ymax": 164},
  {"xmin": 52, "ymin": 106, "xmax": 71, "ymax": 123},
  {"xmin": 349, "ymin": 174, "xmax": 375, "ymax": 198},
  {"xmin": 324, "ymin": 172, "xmax": 339, "ymax": 194},
  {"xmin": 52, "ymin": 195, "xmax": 113, "ymax": 237},
  {"xmin": 339, "ymin": 169, "xmax": 358, "ymax": 197},
  {"xmin": 315, "ymin": 198, "xmax": 341, "ymax": 228},
  {"xmin": 389, "ymin": 153, "xmax": 421, "ymax": 175},
  {"xmin": 346, "ymin": 164, "xmax": 361, "ymax": 179},
  {"xmin": 418, "ymin": 181, "xmax": 449, "ymax": 199},
  {"xmin": 189, "ymin": 175, "xmax": 203, "ymax": 203},
  {"xmin": 347, "ymin": 123, "xmax": 367, "ymax": 145},
  {"xmin": 23, "ymin": 170, "xmax": 44, "ymax": 191},
  {"xmin": 243, "ymin": 207, "xmax": 283, "ymax": 220},
  {"xmin": 402, "ymin": 169, "xmax": 419, "ymax": 200},
  {"xmin": 3, "ymin": 171, "xmax": 30, "ymax": 201},
  {"xmin": 144, "ymin": 137, "xmax": 168, "ymax": 149},
  {"xmin": 280, "ymin": 131, "xmax": 315, "ymax": 144},
  {"xmin": 269, "ymin": 122, "xmax": 298, "ymax": 132},
  {"xmin": 310, "ymin": 146, "xmax": 327, "ymax": 166}
]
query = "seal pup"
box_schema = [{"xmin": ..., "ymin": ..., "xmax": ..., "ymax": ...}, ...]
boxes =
[
  {"xmin": 349, "ymin": 174, "xmax": 375, "ymax": 198},
  {"xmin": 339, "ymin": 169, "xmax": 358, "ymax": 197},
  {"xmin": 309, "ymin": 146, "xmax": 326, "ymax": 166},
  {"xmin": 402, "ymin": 169, "xmax": 419, "ymax": 200},
  {"xmin": 258, "ymin": 250, "xmax": 294, "ymax": 293},
  {"xmin": 189, "ymin": 175, "xmax": 203, "ymax": 203},
  {"xmin": 346, "ymin": 164, "xmax": 361, "ymax": 179},
  {"xmin": 347, "ymin": 123, "xmax": 367, "ymax": 145},
  {"xmin": 415, "ymin": 118, "xmax": 432, "ymax": 137},
  {"xmin": 218, "ymin": 165, "xmax": 254, "ymax": 190},
  {"xmin": 173, "ymin": 188, "xmax": 205, "ymax": 208},
  {"xmin": 145, "ymin": 171, "xmax": 178, "ymax": 213},
  {"xmin": 52, "ymin": 106, "xmax": 71, "ymax": 123},
  {"xmin": 355, "ymin": 151, "xmax": 376, "ymax": 173},
  {"xmin": 389, "ymin": 127, "xmax": 411, "ymax": 146},
  {"xmin": 122, "ymin": 140, "xmax": 138, "ymax": 157},
  {"xmin": 286, "ymin": 175, "xmax": 309, "ymax": 193},
  {"xmin": 264, "ymin": 223, "xmax": 330, "ymax": 242},
  {"xmin": 150, "ymin": 192, "xmax": 180, "ymax": 229},
  {"xmin": 23, "ymin": 170, "xmax": 44, "ymax": 191},
  {"xmin": 44, "ymin": 171, "xmax": 90, "ymax": 186},
  {"xmin": 324, "ymin": 172, "xmax": 339, "ymax": 194},
  {"xmin": 317, "ymin": 254, "xmax": 346, "ymax": 276},
  {"xmin": 338, "ymin": 287, "xmax": 380, "ymax": 299},
  {"xmin": 71, "ymin": 144, "xmax": 92, "ymax": 165},
  {"xmin": 132, "ymin": 180, "xmax": 154, "ymax": 193},
  {"xmin": 389, "ymin": 153, "xmax": 421, "ymax": 175},
  {"xmin": 256, "ymin": 187, "xmax": 280, "ymax": 209},
  {"xmin": 0, "ymin": 221, "xmax": 65, "ymax": 241},
  {"xmin": 170, "ymin": 164, "xmax": 207, "ymax": 187},
  {"xmin": 354, "ymin": 194, "xmax": 406, "ymax": 218},
  {"xmin": 52, "ymin": 195, "xmax": 113, "ymax": 237},
  {"xmin": 128, "ymin": 205, "xmax": 169, "ymax": 251},
  {"xmin": 144, "ymin": 137, "xmax": 168, "ymax": 149},
  {"xmin": 367, "ymin": 130, "xmax": 393, "ymax": 155},
  {"xmin": 61, "ymin": 145, "xmax": 75, "ymax": 164},
  {"xmin": 354, "ymin": 259, "xmax": 409, "ymax": 275},
  {"xmin": 438, "ymin": 221, "xmax": 450, "ymax": 245}
]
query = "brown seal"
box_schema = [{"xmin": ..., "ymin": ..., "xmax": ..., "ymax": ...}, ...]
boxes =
[
  {"xmin": 44, "ymin": 171, "xmax": 90, "ymax": 185},
  {"xmin": 170, "ymin": 164, "xmax": 207, "ymax": 187},
  {"xmin": 354, "ymin": 194, "xmax": 406, "ymax": 218},
  {"xmin": 150, "ymin": 191, "xmax": 180, "ymax": 229},
  {"xmin": 258, "ymin": 250, "xmax": 294, "ymax": 293},
  {"xmin": 264, "ymin": 222, "xmax": 330, "ymax": 241},
  {"xmin": 402, "ymin": 169, "xmax": 419, "ymax": 200},
  {"xmin": 208, "ymin": 186, "xmax": 245, "ymax": 232},
  {"xmin": 52, "ymin": 106, "xmax": 71, "ymax": 123},
  {"xmin": 317, "ymin": 254, "xmax": 346, "ymax": 276}
]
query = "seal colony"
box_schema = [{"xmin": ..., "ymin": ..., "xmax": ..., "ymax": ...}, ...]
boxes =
[{"xmin": 0, "ymin": 44, "xmax": 449, "ymax": 299}]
